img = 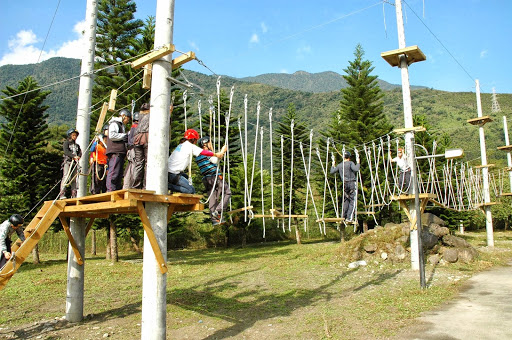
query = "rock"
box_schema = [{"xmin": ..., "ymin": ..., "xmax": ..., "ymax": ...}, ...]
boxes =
[
  {"xmin": 429, "ymin": 223, "xmax": 450, "ymax": 237},
  {"xmin": 442, "ymin": 235, "xmax": 471, "ymax": 248},
  {"xmin": 381, "ymin": 252, "xmax": 388, "ymax": 260},
  {"xmin": 428, "ymin": 254, "xmax": 441, "ymax": 265},
  {"xmin": 398, "ymin": 235, "xmax": 409, "ymax": 244},
  {"xmin": 348, "ymin": 260, "xmax": 367, "ymax": 269},
  {"xmin": 421, "ymin": 213, "xmax": 446, "ymax": 227},
  {"xmin": 421, "ymin": 230, "xmax": 439, "ymax": 250},
  {"xmin": 400, "ymin": 223, "xmax": 411, "ymax": 235},
  {"xmin": 351, "ymin": 250, "xmax": 363, "ymax": 261},
  {"xmin": 364, "ymin": 244, "xmax": 377, "ymax": 253},
  {"xmin": 443, "ymin": 248, "xmax": 458, "ymax": 263},
  {"xmin": 458, "ymin": 247, "xmax": 478, "ymax": 263},
  {"xmin": 384, "ymin": 222, "xmax": 397, "ymax": 229},
  {"xmin": 394, "ymin": 244, "xmax": 407, "ymax": 260},
  {"xmin": 103, "ymin": 333, "xmax": 110, "ymax": 338}
]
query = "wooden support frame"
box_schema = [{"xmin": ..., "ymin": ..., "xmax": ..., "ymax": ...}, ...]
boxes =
[
  {"xmin": 171, "ymin": 51, "xmax": 196, "ymax": 68},
  {"xmin": 316, "ymin": 217, "xmax": 345, "ymax": 223},
  {"xmin": 137, "ymin": 201, "xmax": 167, "ymax": 274},
  {"xmin": 497, "ymin": 145, "xmax": 512, "ymax": 152},
  {"xmin": 59, "ymin": 217, "xmax": 83, "ymax": 265},
  {"xmin": 142, "ymin": 64, "xmax": 153, "ymax": 90},
  {"xmin": 228, "ymin": 206, "xmax": 253, "ymax": 215},
  {"xmin": 391, "ymin": 193, "xmax": 437, "ymax": 230},
  {"xmin": 393, "ymin": 126, "xmax": 426, "ymax": 134},
  {"xmin": 108, "ymin": 89, "xmax": 117, "ymax": 111},
  {"xmin": 131, "ymin": 44, "xmax": 175, "ymax": 69},
  {"xmin": 499, "ymin": 193, "xmax": 512, "ymax": 197},
  {"xmin": 467, "ymin": 116, "xmax": 493, "ymax": 126},
  {"xmin": 95, "ymin": 103, "xmax": 109, "ymax": 133},
  {"xmin": 381, "ymin": 45, "xmax": 426, "ymax": 67}
]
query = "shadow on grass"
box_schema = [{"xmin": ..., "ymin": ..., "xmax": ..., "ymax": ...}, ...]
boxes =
[
  {"xmin": 168, "ymin": 265, "xmax": 401, "ymax": 339},
  {"xmin": 17, "ymin": 255, "xmax": 112, "ymax": 273}
]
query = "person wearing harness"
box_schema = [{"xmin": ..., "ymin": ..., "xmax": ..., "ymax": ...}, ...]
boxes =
[
  {"xmin": 89, "ymin": 134, "xmax": 108, "ymax": 194},
  {"xmin": 59, "ymin": 128, "xmax": 82, "ymax": 199},
  {"xmin": 167, "ymin": 129, "xmax": 225, "ymax": 194},
  {"xmin": 106, "ymin": 109, "xmax": 131, "ymax": 191},
  {"xmin": 330, "ymin": 151, "xmax": 360, "ymax": 222},
  {"xmin": 131, "ymin": 103, "xmax": 150, "ymax": 189},
  {"xmin": 196, "ymin": 136, "xmax": 229, "ymax": 225},
  {"xmin": 0, "ymin": 214, "xmax": 25, "ymax": 269},
  {"xmin": 123, "ymin": 111, "xmax": 139, "ymax": 189},
  {"xmin": 390, "ymin": 147, "xmax": 411, "ymax": 193}
]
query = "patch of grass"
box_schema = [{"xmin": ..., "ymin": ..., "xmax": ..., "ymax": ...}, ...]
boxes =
[{"xmin": 0, "ymin": 231, "xmax": 511, "ymax": 339}]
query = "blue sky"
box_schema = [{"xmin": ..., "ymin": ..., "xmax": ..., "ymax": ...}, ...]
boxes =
[{"xmin": 1, "ymin": 0, "xmax": 511, "ymax": 94}]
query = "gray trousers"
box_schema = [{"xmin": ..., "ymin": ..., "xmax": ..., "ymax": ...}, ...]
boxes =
[
  {"xmin": 60, "ymin": 161, "xmax": 78, "ymax": 198},
  {"xmin": 203, "ymin": 176, "xmax": 231, "ymax": 218},
  {"xmin": 343, "ymin": 181, "xmax": 356, "ymax": 220}
]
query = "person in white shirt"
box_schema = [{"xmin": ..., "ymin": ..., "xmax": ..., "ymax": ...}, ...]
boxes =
[
  {"xmin": 167, "ymin": 129, "xmax": 226, "ymax": 194},
  {"xmin": 390, "ymin": 148, "xmax": 411, "ymax": 192}
]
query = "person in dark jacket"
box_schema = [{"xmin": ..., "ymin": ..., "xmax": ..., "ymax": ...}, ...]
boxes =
[
  {"xmin": 59, "ymin": 128, "xmax": 82, "ymax": 199},
  {"xmin": 106, "ymin": 109, "xmax": 131, "ymax": 192},
  {"xmin": 330, "ymin": 151, "xmax": 360, "ymax": 222},
  {"xmin": 131, "ymin": 103, "xmax": 150, "ymax": 189},
  {"xmin": 123, "ymin": 111, "xmax": 139, "ymax": 189},
  {"xmin": 0, "ymin": 214, "xmax": 25, "ymax": 269}
]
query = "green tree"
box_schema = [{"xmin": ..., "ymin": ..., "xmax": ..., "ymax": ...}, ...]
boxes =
[{"xmin": 0, "ymin": 76, "xmax": 61, "ymax": 222}]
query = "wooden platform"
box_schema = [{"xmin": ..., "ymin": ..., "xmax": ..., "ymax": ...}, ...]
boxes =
[
  {"xmin": 390, "ymin": 193, "xmax": 437, "ymax": 201},
  {"xmin": 381, "ymin": 45, "xmax": 426, "ymax": 67},
  {"xmin": 475, "ymin": 202, "xmax": 499, "ymax": 207},
  {"xmin": 497, "ymin": 145, "xmax": 512, "ymax": 152},
  {"xmin": 391, "ymin": 193, "xmax": 437, "ymax": 230},
  {"xmin": 499, "ymin": 193, "xmax": 512, "ymax": 197},
  {"xmin": 467, "ymin": 116, "xmax": 493, "ymax": 126},
  {"xmin": 392, "ymin": 126, "xmax": 426, "ymax": 135},
  {"xmin": 0, "ymin": 189, "xmax": 203, "ymax": 290},
  {"xmin": 316, "ymin": 217, "xmax": 345, "ymax": 223},
  {"xmin": 228, "ymin": 206, "xmax": 253, "ymax": 215}
]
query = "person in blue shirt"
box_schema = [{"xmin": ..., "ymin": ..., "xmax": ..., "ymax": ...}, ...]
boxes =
[{"xmin": 195, "ymin": 136, "xmax": 229, "ymax": 225}]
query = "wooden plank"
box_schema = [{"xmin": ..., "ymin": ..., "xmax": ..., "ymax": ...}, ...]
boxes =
[
  {"xmin": 475, "ymin": 202, "xmax": 499, "ymax": 207},
  {"xmin": 171, "ymin": 51, "xmax": 196, "ymax": 68},
  {"xmin": 474, "ymin": 164, "xmax": 495, "ymax": 169},
  {"xmin": 142, "ymin": 64, "xmax": 152, "ymax": 90},
  {"xmin": 107, "ymin": 89, "xmax": 117, "ymax": 112},
  {"xmin": 499, "ymin": 192, "xmax": 512, "ymax": 197},
  {"xmin": 228, "ymin": 206, "xmax": 253, "ymax": 214},
  {"xmin": 316, "ymin": 217, "xmax": 345, "ymax": 223},
  {"xmin": 131, "ymin": 44, "xmax": 175, "ymax": 69},
  {"xmin": 62, "ymin": 199, "xmax": 138, "ymax": 214},
  {"xmin": 59, "ymin": 216, "xmax": 83, "ymax": 265},
  {"xmin": 381, "ymin": 45, "xmax": 426, "ymax": 67},
  {"xmin": 393, "ymin": 126, "xmax": 426, "ymax": 135},
  {"xmin": 467, "ymin": 116, "xmax": 492, "ymax": 125},
  {"xmin": 95, "ymin": 103, "xmax": 109, "ymax": 133},
  {"xmin": 391, "ymin": 193, "xmax": 437, "ymax": 201},
  {"xmin": 172, "ymin": 203, "xmax": 204, "ymax": 212},
  {"xmin": 497, "ymin": 145, "xmax": 512, "ymax": 152},
  {"xmin": 357, "ymin": 211, "xmax": 376, "ymax": 215},
  {"xmin": 253, "ymin": 214, "xmax": 308, "ymax": 219},
  {"xmin": 137, "ymin": 202, "xmax": 167, "ymax": 274},
  {"xmin": 364, "ymin": 203, "xmax": 386, "ymax": 208}
]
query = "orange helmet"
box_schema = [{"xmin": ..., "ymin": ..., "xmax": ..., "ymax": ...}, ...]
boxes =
[{"xmin": 184, "ymin": 129, "xmax": 199, "ymax": 140}]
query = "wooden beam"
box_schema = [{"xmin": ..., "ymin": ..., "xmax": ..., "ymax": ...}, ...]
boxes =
[
  {"xmin": 474, "ymin": 164, "xmax": 495, "ymax": 169},
  {"xmin": 497, "ymin": 145, "xmax": 512, "ymax": 152},
  {"xmin": 137, "ymin": 201, "xmax": 168, "ymax": 274},
  {"xmin": 95, "ymin": 103, "xmax": 109, "ymax": 133},
  {"xmin": 391, "ymin": 193, "xmax": 437, "ymax": 201},
  {"xmin": 108, "ymin": 89, "xmax": 117, "ymax": 112},
  {"xmin": 62, "ymin": 199, "xmax": 138, "ymax": 214},
  {"xmin": 499, "ymin": 192, "xmax": 512, "ymax": 197},
  {"xmin": 171, "ymin": 51, "xmax": 196, "ymax": 68},
  {"xmin": 142, "ymin": 64, "xmax": 152, "ymax": 90},
  {"xmin": 131, "ymin": 44, "xmax": 175, "ymax": 69},
  {"xmin": 393, "ymin": 126, "xmax": 426, "ymax": 134},
  {"xmin": 85, "ymin": 218, "xmax": 96, "ymax": 236},
  {"xmin": 316, "ymin": 217, "xmax": 345, "ymax": 223},
  {"xmin": 228, "ymin": 206, "xmax": 253, "ymax": 215},
  {"xmin": 59, "ymin": 216, "xmax": 83, "ymax": 265}
]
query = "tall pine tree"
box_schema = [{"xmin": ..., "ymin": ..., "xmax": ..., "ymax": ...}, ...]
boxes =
[{"xmin": 0, "ymin": 76, "xmax": 61, "ymax": 218}]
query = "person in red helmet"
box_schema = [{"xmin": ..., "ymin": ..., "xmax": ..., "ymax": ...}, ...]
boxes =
[{"xmin": 167, "ymin": 129, "xmax": 227, "ymax": 193}]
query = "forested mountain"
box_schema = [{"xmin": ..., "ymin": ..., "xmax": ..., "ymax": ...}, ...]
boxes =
[{"xmin": 0, "ymin": 57, "xmax": 511, "ymax": 167}]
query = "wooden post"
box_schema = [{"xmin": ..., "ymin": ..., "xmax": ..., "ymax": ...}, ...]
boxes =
[{"xmin": 108, "ymin": 89, "xmax": 118, "ymax": 111}]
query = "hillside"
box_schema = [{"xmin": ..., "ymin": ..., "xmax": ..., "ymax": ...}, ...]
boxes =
[{"xmin": 1, "ymin": 57, "xmax": 511, "ymax": 167}]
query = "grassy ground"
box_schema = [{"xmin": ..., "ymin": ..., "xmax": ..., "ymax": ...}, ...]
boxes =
[{"xmin": 0, "ymin": 230, "xmax": 511, "ymax": 339}]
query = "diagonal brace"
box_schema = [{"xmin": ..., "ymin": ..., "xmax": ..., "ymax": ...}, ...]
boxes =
[{"xmin": 137, "ymin": 202, "xmax": 168, "ymax": 274}]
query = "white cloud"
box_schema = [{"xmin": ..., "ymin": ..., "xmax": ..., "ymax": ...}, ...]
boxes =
[
  {"xmin": 280, "ymin": 69, "xmax": 289, "ymax": 74},
  {"xmin": 188, "ymin": 41, "xmax": 199, "ymax": 51},
  {"xmin": 249, "ymin": 33, "xmax": 259, "ymax": 44},
  {"xmin": 0, "ymin": 20, "xmax": 87, "ymax": 66},
  {"xmin": 480, "ymin": 50, "xmax": 488, "ymax": 58},
  {"xmin": 261, "ymin": 22, "xmax": 268, "ymax": 33}
]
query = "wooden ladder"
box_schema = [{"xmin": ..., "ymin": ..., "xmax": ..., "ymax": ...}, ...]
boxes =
[{"xmin": 0, "ymin": 201, "xmax": 66, "ymax": 291}]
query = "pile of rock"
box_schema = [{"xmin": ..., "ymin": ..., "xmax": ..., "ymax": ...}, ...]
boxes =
[{"xmin": 344, "ymin": 213, "xmax": 478, "ymax": 265}]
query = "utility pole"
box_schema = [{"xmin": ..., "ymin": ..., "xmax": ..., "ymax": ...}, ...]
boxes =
[
  {"xmin": 140, "ymin": 0, "xmax": 174, "ymax": 338},
  {"xmin": 66, "ymin": 0, "xmax": 97, "ymax": 323},
  {"xmin": 502, "ymin": 117, "xmax": 512, "ymax": 193},
  {"xmin": 475, "ymin": 80, "xmax": 494, "ymax": 247},
  {"xmin": 394, "ymin": 0, "xmax": 424, "ymax": 274}
]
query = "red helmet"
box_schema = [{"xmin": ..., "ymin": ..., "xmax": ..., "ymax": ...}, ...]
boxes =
[{"xmin": 184, "ymin": 129, "xmax": 199, "ymax": 140}]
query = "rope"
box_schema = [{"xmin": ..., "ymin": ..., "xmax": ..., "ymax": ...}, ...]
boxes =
[{"xmin": 288, "ymin": 120, "xmax": 295, "ymax": 232}]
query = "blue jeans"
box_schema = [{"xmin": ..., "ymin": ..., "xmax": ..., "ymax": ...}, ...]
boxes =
[{"xmin": 168, "ymin": 173, "xmax": 195, "ymax": 194}]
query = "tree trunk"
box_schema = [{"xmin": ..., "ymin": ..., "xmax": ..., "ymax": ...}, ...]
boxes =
[
  {"xmin": 127, "ymin": 228, "xmax": 141, "ymax": 253},
  {"xmin": 110, "ymin": 220, "xmax": 118, "ymax": 262},
  {"xmin": 91, "ymin": 229, "xmax": 97, "ymax": 255},
  {"xmin": 295, "ymin": 218, "xmax": 301, "ymax": 245},
  {"xmin": 32, "ymin": 244, "xmax": 40, "ymax": 264},
  {"xmin": 241, "ymin": 226, "xmax": 247, "ymax": 248},
  {"xmin": 505, "ymin": 218, "xmax": 509, "ymax": 231},
  {"xmin": 106, "ymin": 228, "xmax": 111, "ymax": 260},
  {"xmin": 363, "ymin": 220, "xmax": 369, "ymax": 233}
]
